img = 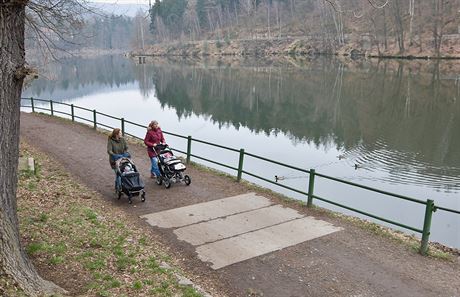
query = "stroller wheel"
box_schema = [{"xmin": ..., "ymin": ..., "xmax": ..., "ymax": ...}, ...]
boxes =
[
  {"xmin": 164, "ymin": 179, "xmax": 171, "ymax": 189},
  {"xmin": 184, "ymin": 175, "xmax": 191, "ymax": 186},
  {"xmin": 141, "ymin": 191, "xmax": 146, "ymax": 202},
  {"xmin": 155, "ymin": 176, "xmax": 162, "ymax": 186}
]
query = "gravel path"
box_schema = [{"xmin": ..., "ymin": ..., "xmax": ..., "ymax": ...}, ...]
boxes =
[{"xmin": 20, "ymin": 112, "xmax": 460, "ymax": 297}]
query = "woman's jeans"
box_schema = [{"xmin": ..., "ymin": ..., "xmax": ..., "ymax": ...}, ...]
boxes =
[
  {"xmin": 112, "ymin": 153, "xmax": 129, "ymax": 191},
  {"xmin": 114, "ymin": 169, "xmax": 121, "ymax": 191},
  {"xmin": 150, "ymin": 156, "xmax": 161, "ymax": 177}
]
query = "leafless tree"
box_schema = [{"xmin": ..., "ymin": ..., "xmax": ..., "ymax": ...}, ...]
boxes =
[{"xmin": 1, "ymin": 1, "xmax": 92, "ymax": 295}]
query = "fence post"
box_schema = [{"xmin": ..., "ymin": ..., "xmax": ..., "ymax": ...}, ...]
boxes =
[
  {"xmin": 71, "ymin": 104, "xmax": 74, "ymax": 121},
  {"xmin": 186, "ymin": 136, "xmax": 192, "ymax": 164},
  {"xmin": 307, "ymin": 169, "xmax": 316, "ymax": 207},
  {"xmin": 420, "ymin": 199, "xmax": 435, "ymax": 255},
  {"xmin": 93, "ymin": 110, "xmax": 97, "ymax": 129},
  {"xmin": 50, "ymin": 100, "xmax": 54, "ymax": 116},
  {"xmin": 31, "ymin": 97, "xmax": 35, "ymax": 113},
  {"xmin": 121, "ymin": 118, "xmax": 125, "ymax": 136},
  {"xmin": 237, "ymin": 149, "xmax": 245, "ymax": 182}
]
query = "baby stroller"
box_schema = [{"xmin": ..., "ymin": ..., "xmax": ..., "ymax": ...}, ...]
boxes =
[
  {"xmin": 116, "ymin": 157, "xmax": 146, "ymax": 204},
  {"xmin": 154, "ymin": 144, "xmax": 191, "ymax": 189}
]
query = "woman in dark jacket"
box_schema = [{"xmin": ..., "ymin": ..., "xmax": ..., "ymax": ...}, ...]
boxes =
[
  {"xmin": 144, "ymin": 120, "xmax": 165, "ymax": 178},
  {"xmin": 107, "ymin": 128, "xmax": 130, "ymax": 190}
]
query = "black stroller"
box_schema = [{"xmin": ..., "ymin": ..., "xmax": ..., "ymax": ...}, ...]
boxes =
[
  {"xmin": 154, "ymin": 144, "xmax": 191, "ymax": 189},
  {"xmin": 116, "ymin": 157, "xmax": 146, "ymax": 204}
]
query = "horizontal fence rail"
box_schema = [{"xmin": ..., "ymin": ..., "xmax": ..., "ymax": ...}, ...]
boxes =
[
  {"xmin": 21, "ymin": 97, "xmax": 460, "ymax": 255},
  {"xmin": 315, "ymin": 172, "xmax": 427, "ymax": 205}
]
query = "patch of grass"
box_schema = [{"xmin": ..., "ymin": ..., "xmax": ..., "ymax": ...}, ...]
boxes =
[
  {"xmin": 84, "ymin": 208, "xmax": 98, "ymax": 224},
  {"xmin": 90, "ymin": 238, "xmax": 103, "ymax": 249},
  {"xmin": 132, "ymin": 280, "xmax": 143, "ymax": 290},
  {"xmin": 38, "ymin": 212, "xmax": 49, "ymax": 223},
  {"xmin": 19, "ymin": 169, "xmax": 36, "ymax": 179},
  {"xmin": 97, "ymin": 289, "xmax": 110, "ymax": 297},
  {"xmin": 51, "ymin": 242, "xmax": 67, "ymax": 254},
  {"xmin": 146, "ymin": 256, "xmax": 160, "ymax": 270},
  {"xmin": 49, "ymin": 256, "xmax": 65, "ymax": 265},
  {"xmin": 150, "ymin": 281, "xmax": 172, "ymax": 296},
  {"xmin": 115, "ymin": 254, "xmax": 134, "ymax": 271},
  {"xmin": 180, "ymin": 285, "xmax": 203, "ymax": 297},
  {"xmin": 26, "ymin": 180, "xmax": 38, "ymax": 191},
  {"xmin": 160, "ymin": 254, "xmax": 173, "ymax": 262},
  {"xmin": 109, "ymin": 279, "xmax": 121, "ymax": 289},
  {"xmin": 429, "ymin": 249, "xmax": 453, "ymax": 260},
  {"xmin": 85, "ymin": 257, "xmax": 106, "ymax": 271},
  {"xmin": 139, "ymin": 236, "xmax": 147, "ymax": 246},
  {"xmin": 26, "ymin": 242, "xmax": 45, "ymax": 255},
  {"xmin": 407, "ymin": 242, "xmax": 454, "ymax": 261},
  {"xmin": 79, "ymin": 250, "xmax": 94, "ymax": 259}
]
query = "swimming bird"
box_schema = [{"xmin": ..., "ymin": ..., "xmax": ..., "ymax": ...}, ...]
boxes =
[{"xmin": 275, "ymin": 175, "xmax": 285, "ymax": 182}]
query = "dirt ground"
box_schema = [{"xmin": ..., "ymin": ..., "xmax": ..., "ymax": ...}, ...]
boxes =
[
  {"xmin": 16, "ymin": 142, "xmax": 210, "ymax": 297},
  {"xmin": 20, "ymin": 112, "xmax": 460, "ymax": 297}
]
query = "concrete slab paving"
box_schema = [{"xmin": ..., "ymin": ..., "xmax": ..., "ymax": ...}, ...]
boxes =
[
  {"xmin": 140, "ymin": 192, "xmax": 272, "ymax": 228},
  {"xmin": 196, "ymin": 217, "xmax": 342, "ymax": 269},
  {"xmin": 174, "ymin": 205, "xmax": 304, "ymax": 245},
  {"xmin": 141, "ymin": 192, "xmax": 342, "ymax": 270}
]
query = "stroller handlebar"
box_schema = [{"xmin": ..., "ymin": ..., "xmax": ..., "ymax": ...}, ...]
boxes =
[{"xmin": 154, "ymin": 143, "xmax": 168, "ymax": 149}]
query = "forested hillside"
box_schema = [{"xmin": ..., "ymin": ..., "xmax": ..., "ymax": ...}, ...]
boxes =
[
  {"xmin": 25, "ymin": 10, "xmax": 150, "ymax": 62},
  {"xmin": 146, "ymin": 0, "xmax": 460, "ymax": 57}
]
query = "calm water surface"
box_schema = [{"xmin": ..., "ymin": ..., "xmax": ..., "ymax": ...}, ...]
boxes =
[{"xmin": 23, "ymin": 55, "xmax": 460, "ymax": 248}]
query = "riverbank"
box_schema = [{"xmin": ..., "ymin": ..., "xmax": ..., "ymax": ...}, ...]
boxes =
[
  {"xmin": 131, "ymin": 37, "xmax": 460, "ymax": 59},
  {"xmin": 3, "ymin": 141, "xmax": 212, "ymax": 297},
  {"xmin": 16, "ymin": 111, "xmax": 460, "ymax": 297}
]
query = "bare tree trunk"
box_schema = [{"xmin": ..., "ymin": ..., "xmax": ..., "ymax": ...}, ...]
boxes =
[
  {"xmin": 432, "ymin": 0, "xmax": 440, "ymax": 56},
  {"xmin": 207, "ymin": 10, "xmax": 215, "ymax": 33},
  {"xmin": 371, "ymin": 18, "xmax": 381, "ymax": 55},
  {"xmin": 383, "ymin": 7, "xmax": 388, "ymax": 50},
  {"xmin": 331, "ymin": 1, "xmax": 344, "ymax": 46},
  {"xmin": 276, "ymin": 3, "xmax": 281, "ymax": 38},
  {"xmin": 417, "ymin": 3, "xmax": 423, "ymax": 52},
  {"xmin": 392, "ymin": 0, "xmax": 405, "ymax": 53},
  {"xmin": 0, "ymin": 2, "xmax": 64, "ymax": 296},
  {"xmin": 234, "ymin": 1, "xmax": 239, "ymax": 26},
  {"xmin": 432, "ymin": 0, "xmax": 447, "ymax": 57},
  {"xmin": 267, "ymin": 0, "xmax": 271, "ymax": 39},
  {"xmin": 217, "ymin": 5, "xmax": 223, "ymax": 39},
  {"xmin": 225, "ymin": 7, "xmax": 233, "ymax": 36},
  {"xmin": 408, "ymin": 0, "xmax": 415, "ymax": 46}
]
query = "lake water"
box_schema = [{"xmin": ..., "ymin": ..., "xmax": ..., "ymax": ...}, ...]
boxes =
[{"xmin": 23, "ymin": 55, "xmax": 460, "ymax": 248}]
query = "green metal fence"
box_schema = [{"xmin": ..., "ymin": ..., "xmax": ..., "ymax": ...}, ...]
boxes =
[{"xmin": 21, "ymin": 97, "xmax": 460, "ymax": 255}]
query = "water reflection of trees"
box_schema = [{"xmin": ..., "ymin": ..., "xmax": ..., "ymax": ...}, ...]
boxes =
[
  {"xmin": 23, "ymin": 55, "xmax": 137, "ymax": 100},
  {"xmin": 149, "ymin": 58, "xmax": 460, "ymax": 169},
  {"xmin": 24, "ymin": 55, "xmax": 460, "ymax": 171}
]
